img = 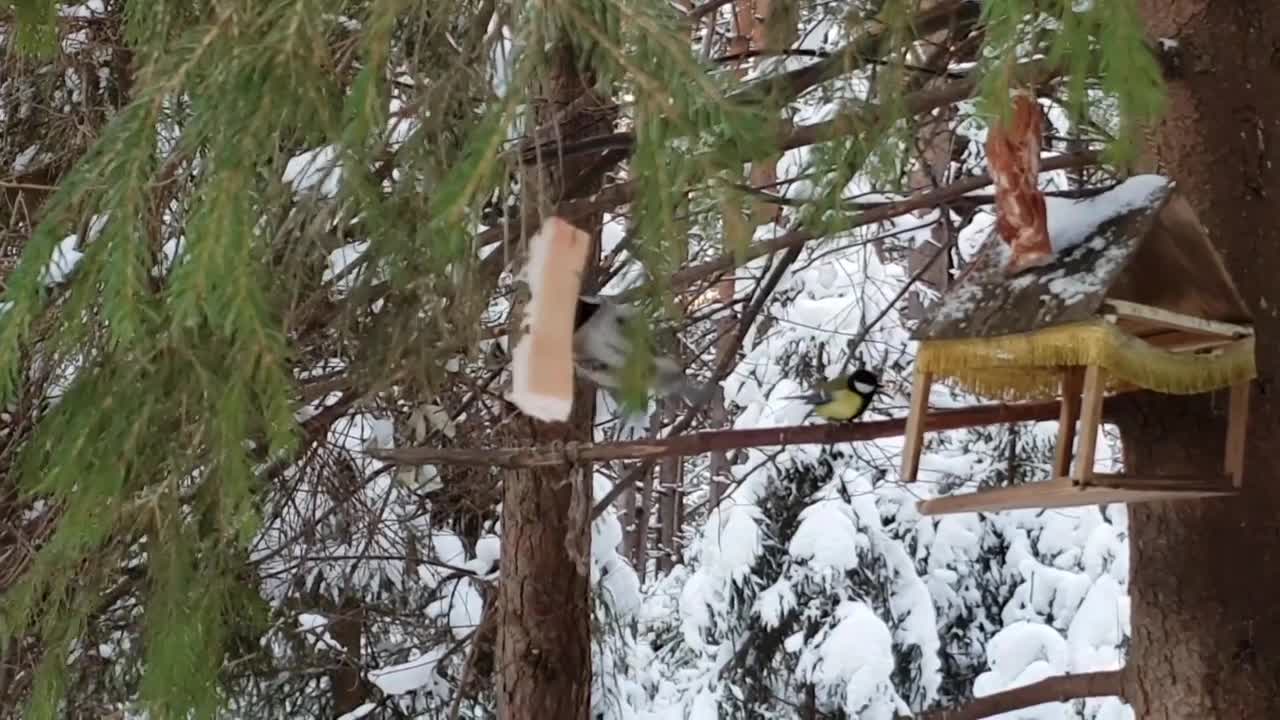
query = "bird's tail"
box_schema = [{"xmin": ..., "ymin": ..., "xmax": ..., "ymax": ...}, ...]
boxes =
[{"xmin": 778, "ymin": 392, "xmax": 826, "ymax": 405}]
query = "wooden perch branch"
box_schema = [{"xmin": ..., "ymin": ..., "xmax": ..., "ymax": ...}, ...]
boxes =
[
  {"xmin": 917, "ymin": 670, "xmax": 1124, "ymax": 720},
  {"xmin": 368, "ymin": 399, "xmax": 1063, "ymax": 469}
]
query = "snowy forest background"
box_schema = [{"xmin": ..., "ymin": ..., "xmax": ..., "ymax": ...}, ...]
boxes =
[{"xmin": 0, "ymin": 0, "xmax": 1169, "ymax": 718}]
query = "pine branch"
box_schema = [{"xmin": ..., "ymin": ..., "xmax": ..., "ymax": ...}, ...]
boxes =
[
  {"xmin": 367, "ymin": 399, "xmax": 1063, "ymax": 468},
  {"xmin": 916, "ymin": 671, "xmax": 1124, "ymax": 720}
]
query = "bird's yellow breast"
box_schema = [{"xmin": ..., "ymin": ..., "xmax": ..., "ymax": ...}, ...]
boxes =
[{"xmin": 814, "ymin": 389, "xmax": 867, "ymax": 421}]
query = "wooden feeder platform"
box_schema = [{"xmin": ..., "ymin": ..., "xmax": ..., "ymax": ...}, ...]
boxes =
[{"xmin": 901, "ymin": 176, "xmax": 1256, "ymax": 516}]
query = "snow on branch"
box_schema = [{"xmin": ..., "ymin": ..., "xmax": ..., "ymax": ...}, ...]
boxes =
[
  {"xmin": 916, "ymin": 670, "xmax": 1123, "ymax": 720},
  {"xmin": 368, "ymin": 400, "xmax": 1062, "ymax": 469}
]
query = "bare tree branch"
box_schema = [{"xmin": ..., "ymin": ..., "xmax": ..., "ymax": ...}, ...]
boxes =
[
  {"xmin": 368, "ymin": 399, "xmax": 1065, "ymax": 469},
  {"xmin": 661, "ymin": 151, "xmax": 1100, "ymax": 292},
  {"xmin": 475, "ymin": 26, "xmax": 1076, "ymax": 300},
  {"xmin": 731, "ymin": 0, "xmax": 982, "ymax": 105},
  {"xmin": 916, "ymin": 671, "xmax": 1124, "ymax": 720}
]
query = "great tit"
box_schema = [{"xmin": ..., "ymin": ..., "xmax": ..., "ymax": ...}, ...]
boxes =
[
  {"xmin": 786, "ymin": 368, "xmax": 881, "ymax": 422},
  {"xmin": 572, "ymin": 295, "xmax": 712, "ymax": 407}
]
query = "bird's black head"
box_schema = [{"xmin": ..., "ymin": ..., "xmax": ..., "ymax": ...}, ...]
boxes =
[{"xmin": 847, "ymin": 369, "xmax": 881, "ymax": 395}]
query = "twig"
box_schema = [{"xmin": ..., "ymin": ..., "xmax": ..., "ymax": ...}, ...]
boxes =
[
  {"xmin": 686, "ymin": 0, "xmax": 735, "ymax": 21},
  {"xmin": 838, "ymin": 204, "xmax": 969, "ymax": 376}
]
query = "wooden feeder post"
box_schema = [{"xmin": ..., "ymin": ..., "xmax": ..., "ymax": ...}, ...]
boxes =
[
  {"xmin": 1051, "ymin": 367, "xmax": 1084, "ymax": 478},
  {"xmin": 900, "ymin": 370, "xmax": 932, "ymax": 484},
  {"xmin": 899, "ymin": 176, "xmax": 1256, "ymax": 516}
]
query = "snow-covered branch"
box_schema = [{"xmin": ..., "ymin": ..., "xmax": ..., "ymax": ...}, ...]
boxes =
[
  {"xmin": 917, "ymin": 670, "xmax": 1124, "ymax": 720},
  {"xmin": 368, "ymin": 400, "xmax": 1063, "ymax": 468}
]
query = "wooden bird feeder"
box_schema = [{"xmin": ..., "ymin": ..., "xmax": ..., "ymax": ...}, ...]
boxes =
[{"xmin": 900, "ymin": 176, "xmax": 1256, "ymax": 516}]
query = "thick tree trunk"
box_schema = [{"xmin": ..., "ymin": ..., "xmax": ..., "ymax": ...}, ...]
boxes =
[
  {"xmin": 497, "ymin": 43, "xmax": 611, "ymax": 720},
  {"xmin": 1119, "ymin": 3, "xmax": 1280, "ymax": 717}
]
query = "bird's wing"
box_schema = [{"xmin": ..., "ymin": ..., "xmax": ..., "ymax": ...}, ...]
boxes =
[
  {"xmin": 780, "ymin": 389, "xmax": 834, "ymax": 405},
  {"xmin": 779, "ymin": 377, "xmax": 845, "ymax": 405}
]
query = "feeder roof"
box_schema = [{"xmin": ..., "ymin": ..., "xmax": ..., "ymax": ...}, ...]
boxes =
[{"xmin": 914, "ymin": 175, "xmax": 1252, "ymax": 342}]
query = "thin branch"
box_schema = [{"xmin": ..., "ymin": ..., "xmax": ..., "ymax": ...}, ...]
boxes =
[
  {"xmin": 588, "ymin": 246, "xmax": 803, "ymax": 521},
  {"xmin": 725, "ymin": 0, "xmax": 981, "ymax": 103},
  {"xmin": 917, "ymin": 670, "xmax": 1124, "ymax": 720},
  {"xmin": 686, "ymin": 0, "xmax": 735, "ymax": 21},
  {"xmin": 477, "ymin": 30, "xmax": 1075, "ymax": 297},
  {"xmin": 661, "ymin": 151, "xmax": 1099, "ymax": 292},
  {"xmin": 838, "ymin": 204, "xmax": 970, "ymax": 376},
  {"xmin": 368, "ymin": 399, "xmax": 1065, "ymax": 469}
]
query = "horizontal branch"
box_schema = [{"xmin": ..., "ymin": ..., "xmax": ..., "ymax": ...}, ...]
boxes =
[
  {"xmin": 663, "ymin": 150, "xmax": 1098, "ymax": 291},
  {"xmin": 368, "ymin": 399, "xmax": 1064, "ymax": 469},
  {"xmin": 735, "ymin": 0, "xmax": 982, "ymax": 104},
  {"xmin": 917, "ymin": 670, "xmax": 1124, "ymax": 720},
  {"xmin": 476, "ymin": 50, "xmax": 1080, "ymax": 296}
]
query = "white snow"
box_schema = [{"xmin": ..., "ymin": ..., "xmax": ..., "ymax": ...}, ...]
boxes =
[
  {"xmin": 805, "ymin": 602, "xmax": 899, "ymax": 719},
  {"xmin": 754, "ymin": 579, "xmax": 797, "ymax": 629},
  {"xmin": 698, "ymin": 505, "xmax": 765, "ymax": 585},
  {"xmin": 1047, "ymin": 174, "xmax": 1168, "ymax": 253},
  {"xmin": 323, "ymin": 241, "xmax": 370, "ymax": 294},
  {"xmin": 283, "ymin": 145, "xmax": 344, "ymax": 197},
  {"xmin": 789, "ymin": 501, "xmax": 863, "ymax": 572},
  {"xmin": 336, "ymin": 703, "xmax": 376, "ymax": 720},
  {"xmin": 296, "ymin": 612, "xmax": 345, "ymax": 653},
  {"xmin": 41, "ymin": 234, "xmax": 84, "ymax": 285},
  {"xmin": 12, "ymin": 145, "xmax": 39, "ymax": 173},
  {"xmin": 368, "ymin": 645, "xmax": 448, "ymax": 696}
]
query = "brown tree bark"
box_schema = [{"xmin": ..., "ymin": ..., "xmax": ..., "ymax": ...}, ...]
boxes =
[
  {"xmin": 918, "ymin": 671, "xmax": 1122, "ymax": 720},
  {"xmin": 496, "ymin": 42, "xmax": 612, "ymax": 720},
  {"xmin": 1118, "ymin": 3, "xmax": 1280, "ymax": 717},
  {"xmin": 329, "ymin": 598, "xmax": 368, "ymax": 715},
  {"xmin": 656, "ymin": 402, "xmax": 683, "ymax": 574}
]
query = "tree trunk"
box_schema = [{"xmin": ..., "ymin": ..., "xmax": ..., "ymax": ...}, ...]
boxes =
[
  {"xmin": 632, "ymin": 410, "xmax": 661, "ymax": 581},
  {"xmin": 330, "ymin": 597, "xmax": 368, "ymax": 715},
  {"xmin": 706, "ymin": 0, "xmax": 789, "ymax": 511},
  {"xmin": 656, "ymin": 401, "xmax": 683, "ymax": 574},
  {"xmin": 1119, "ymin": 3, "xmax": 1280, "ymax": 717},
  {"xmin": 497, "ymin": 42, "xmax": 612, "ymax": 720}
]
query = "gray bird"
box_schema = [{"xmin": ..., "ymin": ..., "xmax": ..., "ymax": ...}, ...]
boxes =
[{"xmin": 572, "ymin": 295, "xmax": 713, "ymax": 407}]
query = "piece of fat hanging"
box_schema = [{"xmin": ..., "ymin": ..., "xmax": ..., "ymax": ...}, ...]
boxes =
[{"xmin": 509, "ymin": 215, "xmax": 592, "ymax": 422}]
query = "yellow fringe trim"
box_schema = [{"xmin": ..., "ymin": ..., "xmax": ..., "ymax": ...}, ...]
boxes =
[{"xmin": 917, "ymin": 320, "xmax": 1256, "ymax": 402}]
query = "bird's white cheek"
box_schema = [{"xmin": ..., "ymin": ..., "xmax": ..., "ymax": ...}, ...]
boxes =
[{"xmin": 853, "ymin": 381, "xmax": 876, "ymax": 394}]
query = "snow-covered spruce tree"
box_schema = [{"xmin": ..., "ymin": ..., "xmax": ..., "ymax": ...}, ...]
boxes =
[{"xmin": 1, "ymin": 0, "xmax": 1166, "ymax": 718}]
